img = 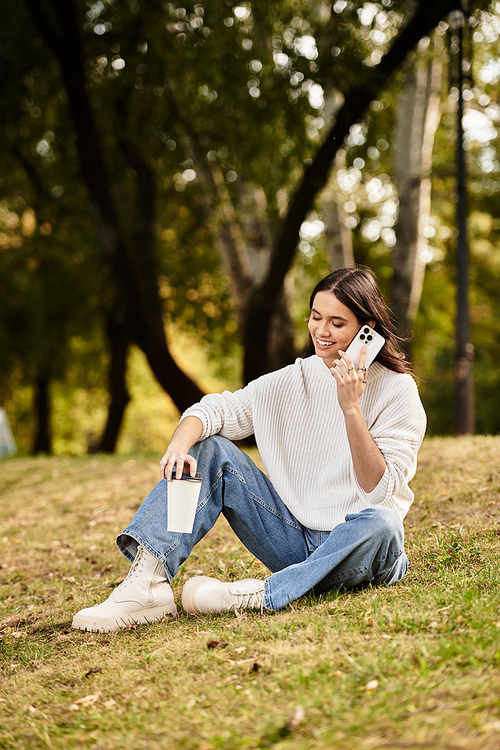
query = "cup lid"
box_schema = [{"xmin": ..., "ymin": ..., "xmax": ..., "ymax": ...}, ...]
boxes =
[{"xmin": 172, "ymin": 468, "xmax": 201, "ymax": 480}]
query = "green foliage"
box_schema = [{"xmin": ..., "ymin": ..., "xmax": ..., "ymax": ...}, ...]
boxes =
[{"xmin": 2, "ymin": 1, "xmax": 500, "ymax": 452}]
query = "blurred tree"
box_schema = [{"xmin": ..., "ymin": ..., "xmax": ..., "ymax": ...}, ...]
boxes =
[
  {"xmin": 0, "ymin": 1, "xmax": 126, "ymax": 454},
  {"xmin": 23, "ymin": 0, "xmax": 462, "ymax": 381},
  {"xmin": 327, "ymin": 3, "xmax": 498, "ymax": 435},
  {"xmin": 241, "ymin": 0, "xmax": 469, "ymax": 382},
  {"xmin": 391, "ymin": 41, "xmax": 443, "ymax": 356},
  {"xmin": 24, "ymin": 0, "xmax": 205, "ymax": 416},
  {"xmin": 142, "ymin": 0, "xmax": 471, "ymax": 382},
  {"xmin": 3, "ymin": 0, "xmax": 500, "ymax": 454},
  {"xmin": 0, "ymin": 7, "xmax": 109, "ymax": 454}
]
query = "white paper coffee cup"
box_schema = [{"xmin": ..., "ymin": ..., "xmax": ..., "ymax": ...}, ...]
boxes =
[{"xmin": 167, "ymin": 470, "xmax": 202, "ymax": 533}]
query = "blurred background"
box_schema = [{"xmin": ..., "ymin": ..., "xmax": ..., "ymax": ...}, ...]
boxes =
[{"xmin": 1, "ymin": 0, "xmax": 499, "ymax": 457}]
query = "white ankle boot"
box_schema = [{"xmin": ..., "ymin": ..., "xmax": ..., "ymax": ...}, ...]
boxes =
[
  {"xmin": 182, "ymin": 576, "xmax": 265, "ymax": 615},
  {"xmin": 72, "ymin": 546, "xmax": 177, "ymax": 632}
]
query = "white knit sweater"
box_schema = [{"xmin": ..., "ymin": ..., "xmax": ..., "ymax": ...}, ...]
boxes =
[{"xmin": 181, "ymin": 355, "xmax": 427, "ymax": 531}]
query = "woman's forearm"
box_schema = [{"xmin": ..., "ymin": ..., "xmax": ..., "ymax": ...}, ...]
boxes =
[
  {"xmin": 170, "ymin": 416, "xmax": 204, "ymax": 451},
  {"xmin": 342, "ymin": 405, "xmax": 386, "ymax": 493}
]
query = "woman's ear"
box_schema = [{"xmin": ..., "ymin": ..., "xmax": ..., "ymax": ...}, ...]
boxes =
[{"xmin": 367, "ymin": 320, "xmax": 376, "ymax": 329}]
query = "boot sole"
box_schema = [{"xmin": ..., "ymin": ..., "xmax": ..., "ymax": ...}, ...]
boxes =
[{"xmin": 71, "ymin": 602, "xmax": 178, "ymax": 632}]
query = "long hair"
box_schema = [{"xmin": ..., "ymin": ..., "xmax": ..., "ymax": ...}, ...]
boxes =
[{"xmin": 304, "ymin": 267, "xmax": 412, "ymax": 374}]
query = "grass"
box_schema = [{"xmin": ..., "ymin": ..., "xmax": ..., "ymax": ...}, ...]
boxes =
[{"xmin": 0, "ymin": 436, "xmax": 499, "ymax": 749}]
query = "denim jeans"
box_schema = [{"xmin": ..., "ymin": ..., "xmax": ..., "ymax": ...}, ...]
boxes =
[{"xmin": 117, "ymin": 436, "xmax": 408, "ymax": 611}]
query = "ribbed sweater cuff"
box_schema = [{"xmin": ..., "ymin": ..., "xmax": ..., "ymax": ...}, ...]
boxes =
[{"xmin": 354, "ymin": 464, "xmax": 390, "ymax": 506}]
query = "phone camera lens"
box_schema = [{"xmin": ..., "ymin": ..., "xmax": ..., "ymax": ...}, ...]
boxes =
[
  {"xmin": 363, "ymin": 327, "xmax": 370, "ymax": 334},
  {"xmin": 367, "ymin": 334, "xmax": 373, "ymax": 341},
  {"xmin": 360, "ymin": 334, "xmax": 365, "ymax": 340}
]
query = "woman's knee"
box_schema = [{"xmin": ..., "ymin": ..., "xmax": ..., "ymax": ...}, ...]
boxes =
[
  {"xmin": 189, "ymin": 434, "xmax": 230, "ymax": 461},
  {"xmin": 189, "ymin": 435, "xmax": 249, "ymax": 476},
  {"xmin": 352, "ymin": 506, "xmax": 404, "ymax": 544}
]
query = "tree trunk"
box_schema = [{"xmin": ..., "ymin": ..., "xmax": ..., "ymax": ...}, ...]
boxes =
[
  {"xmin": 242, "ymin": 0, "xmax": 457, "ymax": 384},
  {"xmin": 167, "ymin": 83, "xmax": 297, "ymax": 376},
  {"xmin": 25, "ymin": 0, "xmax": 205, "ymax": 413},
  {"xmin": 240, "ymin": 185, "xmax": 296, "ymax": 373},
  {"xmin": 32, "ymin": 373, "xmax": 52, "ymax": 454},
  {"xmin": 324, "ymin": 200, "xmax": 355, "ymax": 271},
  {"xmin": 90, "ymin": 308, "xmax": 131, "ymax": 454},
  {"xmin": 391, "ymin": 49, "xmax": 442, "ymax": 355},
  {"xmin": 323, "ymin": 149, "xmax": 355, "ymax": 271}
]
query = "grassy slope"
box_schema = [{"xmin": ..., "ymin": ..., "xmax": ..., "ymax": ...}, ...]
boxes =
[{"xmin": 0, "ymin": 436, "xmax": 499, "ymax": 749}]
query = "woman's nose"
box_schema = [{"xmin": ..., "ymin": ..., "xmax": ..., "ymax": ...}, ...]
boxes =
[{"xmin": 317, "ymin": 322, "xmax": 330, "ymax": 338}]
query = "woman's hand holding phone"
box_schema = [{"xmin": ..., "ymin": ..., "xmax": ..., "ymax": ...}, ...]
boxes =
[
  {"xmin": 330, "ymin": 344, "xmax": 368, "ymax": 413},
  {"xmin": 330, "ymin": 324, "xmax": 385, "ymax": 411}
]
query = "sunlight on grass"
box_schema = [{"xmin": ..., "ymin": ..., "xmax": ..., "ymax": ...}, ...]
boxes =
[
  {"xmin": 118, "ymin": 334, "xmax": 242, "ymax": 456},
  {"xmin": 1, "ymin": 436, "xmax": 500, "ymax": 749}
]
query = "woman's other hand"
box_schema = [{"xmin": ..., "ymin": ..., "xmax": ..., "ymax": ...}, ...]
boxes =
[
  {"xmin": 159, "ymin": 416, "xmax": 203, "ymax": 481},
  {"xmin": 160, "ymin": 450, "xmax": 198, "ymax": 482}
]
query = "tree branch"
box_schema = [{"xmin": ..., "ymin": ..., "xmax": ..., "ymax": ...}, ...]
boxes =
[{"xmin": 243, "ymin": 0, "xmax": 460, "ymax": 383}]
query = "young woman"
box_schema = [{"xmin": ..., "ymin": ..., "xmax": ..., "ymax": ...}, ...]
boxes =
[{"xmin": 72, "ymin": 267, "xmax": 426, "ymax": 632}]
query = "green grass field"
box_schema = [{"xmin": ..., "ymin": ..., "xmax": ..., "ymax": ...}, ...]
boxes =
[{"xmin": 1, "ymin": 436, "xmax": 500, "ymax": 749}]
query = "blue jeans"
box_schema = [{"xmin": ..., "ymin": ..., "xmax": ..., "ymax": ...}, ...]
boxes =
[{"xmin": 117, "ymin": 436, "xmax": 408, "ymax": 611}]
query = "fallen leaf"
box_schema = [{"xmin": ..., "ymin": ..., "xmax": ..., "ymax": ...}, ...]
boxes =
[
  {"xmin": 76, "ymin": 693, "xmax": 102, "ymax": 706},
  {"xmin": 234, "ymin": 646, "xmax": 246, "ymax": 653},
  {"xmin": 206, "ymin": 640, "xmax": 228, "ymax": 650},
  {"xmin": 69, "ymin": 691, "xmax": 102, "ymax": 710},
  {"xmin": 332, "ymin": 670, "xmax": 346, "ymax": 676},
  {"xmin": 365, "ymin": 679, "xmax": 379, "ymax": 692},
  {"xmin": 103, "ymin": 699, "xmax": 117, "ymax": 709},
  {"xmin": 249, "ymin": 662, "xmax": 260, "ymax": 673}
]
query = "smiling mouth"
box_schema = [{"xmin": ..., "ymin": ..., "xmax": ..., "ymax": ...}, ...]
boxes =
[{"xmin": 316, "ymin": 338, "xmax": 334, "ymax": 348}]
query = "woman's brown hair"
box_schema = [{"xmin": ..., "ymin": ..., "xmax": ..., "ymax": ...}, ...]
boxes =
[{"xmin": 304, "ymin": 267, "xmax": 412, "ymax": 374}]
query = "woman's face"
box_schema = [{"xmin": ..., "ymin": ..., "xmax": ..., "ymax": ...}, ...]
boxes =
[{"xmin": 307, "ymin": 291, "xmax": 361, "ymax": 369}]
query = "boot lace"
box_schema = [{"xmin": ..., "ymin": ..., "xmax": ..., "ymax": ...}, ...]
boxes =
[
  {"xmin": 115, "ymin": 546, "xmax": 146, "ymax": 592},
  {"xmin": 229, "ymin": 586, "xmax": 265, "ymax": 614}
]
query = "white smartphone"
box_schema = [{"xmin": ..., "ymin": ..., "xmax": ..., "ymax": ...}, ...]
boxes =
[{"xmin": 336, "ymin": 325, "xmax": 386, "ymax": 371}]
